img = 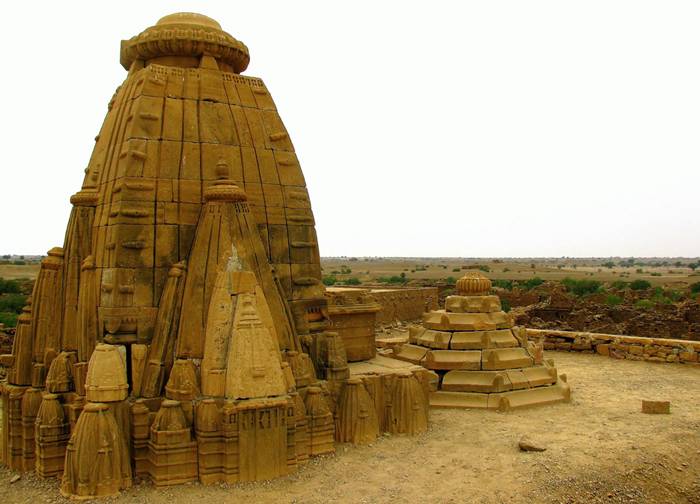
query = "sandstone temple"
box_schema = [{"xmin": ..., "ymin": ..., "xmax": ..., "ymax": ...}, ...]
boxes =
[{"xmin": 0, "ymin": 12, "xmax": 568, "ymax": 500}]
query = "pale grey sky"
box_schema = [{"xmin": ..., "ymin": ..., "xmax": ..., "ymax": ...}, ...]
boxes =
[{"xmin": 1, "ymin": 1, "xmax": 698, "ymax": 257}]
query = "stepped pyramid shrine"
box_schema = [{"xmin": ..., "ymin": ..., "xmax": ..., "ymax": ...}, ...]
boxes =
[
  {"xmin": 393, "ymin": 272, "xmax": 572, "ymax": 410},
  {"xmin": 0, "ymin": 13, "xmax": 433, "ymax": 499}
]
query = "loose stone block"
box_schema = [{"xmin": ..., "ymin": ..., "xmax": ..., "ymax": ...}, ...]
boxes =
[{"xmin": 642, "ymin": 400, "xmax": 670, "ymax": 414}]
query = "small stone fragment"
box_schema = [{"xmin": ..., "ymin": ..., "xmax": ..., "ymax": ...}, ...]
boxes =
[
  {"xmin": 641, "ymin": 400, "xmax": 670, "ymax": 414},
  {"xmin": 10, "ymin": 474, "xmax": 20, "ymax": 484},
  {"xmin": 519, "ymin": 436, "xmax": 546, "ymax": 452}
]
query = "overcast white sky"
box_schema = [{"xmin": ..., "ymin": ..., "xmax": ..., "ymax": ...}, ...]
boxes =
[{"xmin": 1, "ymin": 1, "xmax": 698, "ymax": 257}]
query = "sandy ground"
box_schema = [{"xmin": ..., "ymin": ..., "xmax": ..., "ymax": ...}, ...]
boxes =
[{"xmin": 2, "ymin": 352, "xmax": 700, "ymax": 503}]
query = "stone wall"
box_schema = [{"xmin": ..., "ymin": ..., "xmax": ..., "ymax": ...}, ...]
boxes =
[
  {"xmin": 527, "ymin": 329, "xmax": 700, "ymax": 364},
  {"xmin": 368, "ymin": 287, "xmax": 439, "ymax": 325}
]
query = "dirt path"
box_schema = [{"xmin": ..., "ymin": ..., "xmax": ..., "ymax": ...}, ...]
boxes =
[{"xmin": 2, "ymin": 352, "xmax": 700, "ymax": 503}]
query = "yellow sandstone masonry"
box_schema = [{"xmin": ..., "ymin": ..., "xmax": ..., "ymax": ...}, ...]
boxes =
[
  {"xmin": 393, "ymin": 272, "xmax": 572, "ymax": 411},
  {"xmin": 0, "ymin": 12, "xmax": 433, "ymax": 499}
]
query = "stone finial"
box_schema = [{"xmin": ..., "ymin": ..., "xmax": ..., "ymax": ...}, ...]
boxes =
[{"xmin": 455, "ymin": 271, "xmax": 492, "ymax": 296}]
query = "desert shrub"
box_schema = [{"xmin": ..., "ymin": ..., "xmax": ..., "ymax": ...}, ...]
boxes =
[
  {"xmin": 492, "ymin": 279, "xmax": 513, "ymax": 291},
  {"xmin": 12, "ymin": 261, "xmax": 26, "ymax": 265},
  {"xmin": 0, "ymin": 278, "xmax": 21, "ymax": 294},
  {"xmin": 330, "ymin": 270, "xmax": 341, "ymax": 275},
  {"xmin": 521, "ymin": 277, "xmax": 544, "ymax": 290},
  {"xmin": 635, "ymin": 299, "xmax": 654, "ymax": 310},
  {"xmin": 501, "ymin": 299, "xmax": 511, "ymax": 313},
  {"xmin": 611, "ymin": 280, "xmax": 628, "ymax": 290},
  {"xmin": 378, "ymin": 276, "xmax": 406, "ymax": 284},
  {"xmin": 605, "ymin": 295, "xmax": 623, "ymax": 306},
  {"xmin": 452, "ymin": 268, "xmax": 460, "ymax": 272},
  {"xmin": 690, "ymin": 282, "xmax": 700, "ymax": 295},
  {"xmin": 562, "ymin": 278, "xmax": 602, "ymax": 296},
  {"xmin": 602, "ymin": 261, "xmax": 615, "ymax": 268},
  {"xmin": 666, "ymin": 290, "xmax": 683, "ymax": 302},
  {"xmin": 689, "ymin": 263, "xmax": 698, "ymax": 271},
  {"xmin": 0, "ymin": 294, "xmax": 27, "ymax": 313},
  {"xmin": 503, "ymin": 267, "xmax": 510, "ymax": 272},
  {"xmin": 0, "ymin": 312, "xmax": 18, "ymax": 327},
  {"xmin": 445, "ymin": 276, "xmax": 457, "ymax": 284},
  {"xmin": 322, "ymin": 276, "xmax": 337, "ymax": 286},
  {"xmin": 345, "ymin": 277, "xmax": 361, "ymax": 285},
  {"xmin": 636, "ymin": 268, "xmax": 644, "ymax": 273},
  {"xmin": 650, "ymin": 272, "xmax": 661, "ymax": 277},
  {"xmin": 630, "ymin": 279, "xmax": 651, "ymax": 291},
  {"xmin": 478, "ymin": 265, "xmax": 490, "ymax": 273}
]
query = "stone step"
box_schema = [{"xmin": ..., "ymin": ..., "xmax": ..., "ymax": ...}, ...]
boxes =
[
  {"xmin": 482, "ymin": 348, "xmax": 533, "ymax": 370},
  {"xmin": 423, "ymin": 350, "xmax": 481, "ymax": 371},
  {"xmin": 441, "ymin": 370, "xmax": 511, "ymax": 393},
  {"xmin": 449, "ymin": 329, "xmax": 518, "ymax": 350}
]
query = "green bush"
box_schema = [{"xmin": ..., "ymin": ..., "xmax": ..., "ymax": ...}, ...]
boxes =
[
  {"xmin": 635, "ymin": 299, "xmax": 654, "ymax": 310},
  {"xmin": 492, "ymin": 279, "xmax": 513, "ymax": 291},
  {"xmin": 445, "ymin": 276, "xmax": 457, "ymax": 284},
  {"xmin": 345, "ymin": 277, "xmax": 361, "ymax": 285},
  {"xmin": 605, "ymin": 294, "xmax": 623, "ymax": 306},
  {"xmin": 690, "ymin": 282, "xmax": 700, "ymax": 294},
  {"xmin": 478, "ymin": 265, "xmax": 490, "ymax": 273},
  {"xmin": 561, "ymin": 278, "xmax": 602, "ymax": 296},
  {"xmin": 666, "ymin": 290, "xmax": 682, "ymax": 302},
  {"xmin": 630, "ymin": 279, "xmax": 651, "ymax": 291},
  {"xmin": 521, "ymin": 277, "xmax": 544, "ymax": 290},
  {"xmin": 0, "ymin": 294, "xmax": 27, "ymax": 313},
  {"xmin": 322, "ymin": 276, "xmax": 337, "ymax": 286},
  {"xmin": 602, "ymin": 261, "xmax": 616, "ymax": 268},
  {"xmin": 0, "ymin": 278, "xmax": 22, "ymax": 294},
  {"xmin": 501, "ymin": 299, "xmax": 511, "ymax": 313},
  {"xmin": 452, "ymin": 268, "xmax": 460, "ymax": 272},
  {"xmin": 0, "ymin": 312, "xmax": 18, "ymax": 327},
  {"xmin": 611, "ymin": 280, "xmax": 628, "ymax": 290},
  {"xmin": 377, "ymin": 276, "xmax": 406, "ymax": 284}
]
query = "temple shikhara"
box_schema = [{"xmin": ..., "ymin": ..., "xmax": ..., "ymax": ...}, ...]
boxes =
[{"xmin": 0, "ymin": 12, "xmax": 568, "ymax": 500}]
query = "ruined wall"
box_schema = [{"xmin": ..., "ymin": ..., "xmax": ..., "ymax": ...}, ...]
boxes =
[
  {"xmin": 368, "ymin": 287, "xmax": 438, "ymax": 325},
  {"xmin": 527, "ymin": 329, "xmax": 700, "ymax": 364}
]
